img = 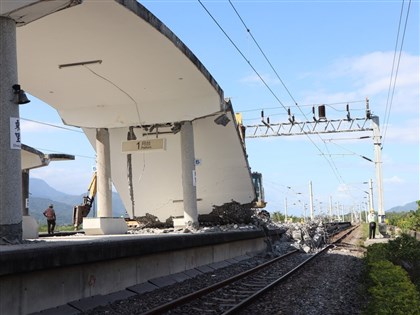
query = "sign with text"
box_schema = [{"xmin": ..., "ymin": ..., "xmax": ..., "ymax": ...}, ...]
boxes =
[
  {"xmin": 10, "ymin": 117, "xmax": 21, "ymax": 149},
  {"xmin": 122, "ymin": 139, "xmax": 166, "ymax": 153}
]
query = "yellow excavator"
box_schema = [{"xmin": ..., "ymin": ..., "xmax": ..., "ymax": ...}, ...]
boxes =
[
  {"xmin": 235, "ymin": 113, "xmax": 267, "ymax": 209},
  {"xmin": 73, "ymin": 172, "xmax": 97, "ymax": 229},
  {"xmin": 251, "ymin": 172, "xmax": 266, "ymax": 209}
]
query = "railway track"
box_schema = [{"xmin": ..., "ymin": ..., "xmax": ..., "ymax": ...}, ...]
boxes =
[{"xmin": 140, "ymin": 224, "xmax": 358, "ymax": 315}]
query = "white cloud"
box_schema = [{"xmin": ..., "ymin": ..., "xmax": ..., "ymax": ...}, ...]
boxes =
[
  {"xmin": 301, "ymin": 51, "xmax": 420, "ymax": 115},
  {"xmin": 383, "ymin": 118, "xmax": 420, "ymax": 144},
  {"xmin": 20, "ymin": 119, "xmax": 53, "ymax": 133},
  {"xmin": 240, "ymin": 73, "xmax": 280, "ymax": 86},
  {"xmin": 384, "ymin": 175, "xmax": 404, "ymax": 184}
]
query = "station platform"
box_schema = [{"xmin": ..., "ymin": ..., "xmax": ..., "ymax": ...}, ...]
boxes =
[
  {"xmin": 364, "ymin": 236, "xmax": 392, "ymax": 246},
  {"xmin": 0, "ymin": 227, "xmax": 280, "ymax": 314}
]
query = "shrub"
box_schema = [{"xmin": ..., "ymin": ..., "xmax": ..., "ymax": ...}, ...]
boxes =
[
  {"xmin": 387, "ymin": 234, "xmax": 420, "ymax": 291},
  {"xmin": 365, "ymin": 260, "xmax": 420, "ymax": 315},
  {"xmin": 365, "ymin": 243, "xmax": 389, "ymax": 264}
]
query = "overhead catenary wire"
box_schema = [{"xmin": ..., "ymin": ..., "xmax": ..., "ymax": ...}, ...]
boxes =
[
  {"xmin": 211, "ymin": 0, "xmax": 345, "ymax": 184},
  {"xmin": 239, "ymin": 100, "xmax": 366, "ymax": 113},
  {"xmin": 323, "ymin": 140, "xmax": 373, "ymax": 162},
  {"xmin": 20, "ymin": 118, "xmax": 95, "ymax": 159},
  {"xmin": 228, "ymin": 0, "xmax": 298, "ymax": 106},
  {"xmin": 28, "ymin": 147, "xmax": 95, "ymax": 160},
  {"xmin": 197, "ymin": 0, "xmax": 289, "ymax": 114},
  {"xmin": 382, "ymin": 0, "xmax": 412, "ymax": 148},
  {"xmin": 20, "ymin": 117, "xmax": 84, "ymax": 133}
]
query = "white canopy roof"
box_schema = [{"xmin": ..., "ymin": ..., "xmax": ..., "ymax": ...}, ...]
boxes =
[
  {"xmin": 16, "ymin": 0, "xmax": 224, "ymax": 128},
  {"xmin": 14, "ymin": 0, "xmax": 257, "ymax": 219}
]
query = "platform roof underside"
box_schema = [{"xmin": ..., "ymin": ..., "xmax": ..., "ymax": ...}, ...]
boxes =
[
  {"xmin": 16, "ymin": 0, "xmax": 223, "ymax": 128},
  {"xmin": 15, "ymin": 0, "xmax": 256, "ymax": 218}
]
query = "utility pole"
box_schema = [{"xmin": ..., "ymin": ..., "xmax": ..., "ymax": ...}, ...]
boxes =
[
  {"xmin": 329, "ymin": 195, "xmax": 333, "ymax": 222},
  {"xmin": 284, "ymin": 197, "xmax": 288, "ymax": 223},
  {"xmin": 369, "ymin": 178, "xmax": 374, "ymax": 212},
  {"xmin": 372, "ymin": 116, "xmax": 384, "ymax": 223},
  {"xmin": 309, "ymin": 181, "xmax": 314, "ymax": 220}
]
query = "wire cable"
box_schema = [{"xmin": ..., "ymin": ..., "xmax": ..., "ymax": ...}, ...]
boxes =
[
  {"xmin": 29, "ymin": 147, "xmax": 95, "ymax": 160},
  {"xmin": 209, "ymin": 0, "xmax": 345, "ymax": 184},
  {"xmin": 229, "ymin": 0, "xmax": 298, "ymax": 106},
  {"xmin": 20, "ymin": 117, "xmax": 84, "ymax": 133},
  {"xmin": 197, "ymin": 0, "xmax": 289, "ymax": 114},
  {"xmin": 238, "ymin": 100, "xmax": 366, "ymax": 113},
  {"xmin": 382, "ymin": 0, "xmax": 412, "ymax": 148}
]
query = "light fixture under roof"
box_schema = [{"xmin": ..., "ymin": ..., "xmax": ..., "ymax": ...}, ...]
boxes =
[{"xmin": 59, "ymin": 60, "xmax": 102, "ymax": 69}]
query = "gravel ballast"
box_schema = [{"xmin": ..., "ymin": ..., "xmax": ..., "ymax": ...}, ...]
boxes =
[{"xmin": 85, "ymin": 224, "xmax": 368, "ymax": 315}]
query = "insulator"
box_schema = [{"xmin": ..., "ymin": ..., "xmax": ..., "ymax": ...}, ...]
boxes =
[{"xmin": 318, "ymin": 105, "xmax": 326, "ymax": 119}]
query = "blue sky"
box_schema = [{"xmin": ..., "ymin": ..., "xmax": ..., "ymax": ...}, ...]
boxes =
[{"xmin": 20, "ymin": 0, "xmax": 419, "ymax": 217}]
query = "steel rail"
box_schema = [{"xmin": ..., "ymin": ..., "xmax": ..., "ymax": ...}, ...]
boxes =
[
  {"xmin": 222, "ymin": 224, "xmax": 358, "ymax": 314},
  {"xmin": 140, "ymin": 225, "xmax": 356, "ymax": 315},
  {"xmin": 221, "ymin": 244, "xmax": 333, "ymax": 314},
  {"xmin": 140, "ymin": 249, "xmax": 299, "ymax": 315}
]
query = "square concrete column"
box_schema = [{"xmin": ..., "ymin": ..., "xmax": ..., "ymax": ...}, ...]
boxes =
[
  {"xmin": 96, "ymin": 128, "xmax": 112, "ymax": 218},
  {"xmin": 180, "ymin": 121, "xmax": 198, "ymax": 227},
  {"xmin": 84, "ymin": 128, "xmax": 127, "ymax": 235},
  {"xmin": 0, "ymin": 17, "xmax": 23, "ymax": 243}
]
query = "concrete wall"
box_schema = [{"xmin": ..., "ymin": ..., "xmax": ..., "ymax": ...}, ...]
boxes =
[{"xmin": 0, "ymin": 232, "xmax": 269, "ymax": 314}]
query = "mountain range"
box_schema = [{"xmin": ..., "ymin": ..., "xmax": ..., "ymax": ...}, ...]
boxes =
[
  {"xmin": 28, "ymin": 178, "xmax": 418, "ymax": 226},
  {"xmin": 28, "ymin": 178, "xmax": 126, "ymax": 225},
  {"xmin": 387, "ymin": 201, "xmax": 418, "ymax": 213}
]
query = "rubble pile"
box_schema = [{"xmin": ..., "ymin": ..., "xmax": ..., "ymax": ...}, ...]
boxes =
[
  {"xmin": 127, "ymin": 208, "xmax": 347, "ymax": 255},
  {"xmin": 275, "ymin": 221, "xmax": 329, "ymax": 253},
  {"xmin": 202, "ymin": 201, "xmax": 254, "ymax": 225},
  {"xmin": 131, "ymin": 213, "xmax": 172, "ymax": 229}
]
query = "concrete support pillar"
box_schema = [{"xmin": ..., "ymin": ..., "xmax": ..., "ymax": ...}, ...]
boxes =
[
  {"xmin": 22, "ymin": 170, "xmax": 29, "ymax": 216},
  {"xmin": 0, "ymin": 17, "xmax": 22, "ymax": 243},
  {"xmin": 96, "ymin": 128, "xmax": 112, "ymax": 217},
  {"xmin": 372, "ymin": 116, "xmax": 384, "ymax": 223},
  {"xmin": 309, "ymin": 181, "xmax": 314, "ymax": 221},
  {"xmin": 180, "ymin": 121, "xmax": 198, "ymax": 226}
]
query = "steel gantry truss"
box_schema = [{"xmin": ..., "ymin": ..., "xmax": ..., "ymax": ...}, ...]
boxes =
[
  {"xmin": 244, "ymin": 117, "xmax": 373, "ymax": 138},
  {"xmin": 237, "ymin": 100, "xmax": 385, "ymax": 223}
]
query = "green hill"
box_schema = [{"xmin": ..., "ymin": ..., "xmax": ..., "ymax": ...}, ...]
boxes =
[{"xmin": 29, "ymin": 178, "xmax": 127, "ymax": 225}]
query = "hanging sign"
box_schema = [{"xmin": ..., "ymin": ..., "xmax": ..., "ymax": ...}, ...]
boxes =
[
  {"xmin": 10, "ymin": 117, "xmax": 21, "ymax": 149},
  {"xmin": 122, "ymin": 139, "xmax": 166, "ymax": 152}
]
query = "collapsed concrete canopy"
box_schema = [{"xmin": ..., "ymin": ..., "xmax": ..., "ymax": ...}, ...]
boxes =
[
  {"xmin": 16, "ymin": 0, "xmax": 224, "ymax": 128},
  {"xmin": 16, "ymin": 0, "xmax": 256, "ymax": 221},
  {"xmin": 83, "ymin": 106, "xmax": 256, "ymax": 220},
  {"xmin": 21, "ymin": 144, "xmax": 75, "ymax": 170},
  {"xmin": 0, "ymin": 0, "xmax": 81, "ymax": 26}
]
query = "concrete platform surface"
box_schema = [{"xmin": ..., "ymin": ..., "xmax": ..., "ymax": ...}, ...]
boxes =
[
  {"xmin": 1, "ymin": 228, "xmax": 276, "ymax": 314},
  {"xmin": 0, "ymin": 229, "xmax": 270, "ymax": 276}
]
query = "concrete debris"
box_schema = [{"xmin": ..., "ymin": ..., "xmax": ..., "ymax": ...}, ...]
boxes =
[
  {"xmin": 206, "ymin": 201, "xmax": 254, "ymax": 225},
  {"xmin": 130, "ymin": 213, "xmax": 172, "ymax": 229},
  {"xmin": 126, "ymin": 207, "xmax": 348, "ymax": 255}
]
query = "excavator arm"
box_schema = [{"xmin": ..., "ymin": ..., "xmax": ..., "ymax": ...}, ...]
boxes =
[{"xmin": 72, "ymin": 172, "xmax": 97, "ymax": 229}]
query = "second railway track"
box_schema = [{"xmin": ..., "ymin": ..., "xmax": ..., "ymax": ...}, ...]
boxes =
[{"xmin": 140, "ymin": 224, "xmax": 358, "ymax": 315}]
